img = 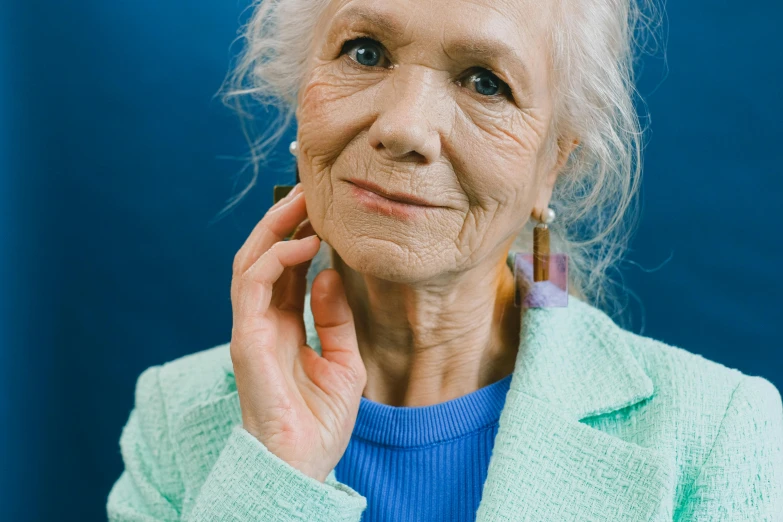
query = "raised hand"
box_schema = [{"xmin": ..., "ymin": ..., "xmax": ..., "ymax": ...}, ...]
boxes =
[{"xmin": 229, "ymin": 183, "xmax": 367, "ymax": 483}]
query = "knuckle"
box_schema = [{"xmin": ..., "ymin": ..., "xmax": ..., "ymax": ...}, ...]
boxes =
[
  {"xmin": 229, "ymin": 337, "xmax": 246, "ymax": 364},
  {"xmin": 230, "ymin": 274, "xmax": 249, "ymax": 305},
  {"xmin": 232, "ymin": 251, "xmax": 245, "ymax": 275},
  {"xmin": 357, "ymin": 367, "xmax": 368, "ymax": 388},
  {"xmin": 229, "ymin": 327, "xmax": 250, "ymax": 352},
  {"xmin": 230, "ymin": 331, "xmax": 270, "ymax": 362},
  {"xmin": 268, "ymin": 240, "xmax": 285, "ymax": 256},
  {"xmin": 342, "ymin": 364, "xmax": 364, "ymax": 388},
  {"xmin": 238, "ymin": 269, "xmax": 255, "ymax": 286}
]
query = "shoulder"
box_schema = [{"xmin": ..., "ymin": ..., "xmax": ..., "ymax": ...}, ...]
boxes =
[
  {"xmin": 611, "ymin": 323, "xmax": 782, "ymax": 470},
  {"xmin": 610, "ymin": 321, "xmax": 783, "ymax": 516},
  {"xmin": 568, "ymin": 294, "xmax": 781, "ymax": 446},
  {"xmin": 112, "ymin": 342, "xmax": 237, "ymax": 516},
  {"xmin": 133, "ymin": 341, "xmax": 235, "ymax": 425},
  {"xmin": 567, "ymin": 295, "xmax": 780, "ymax": 414},
  {"xmin": 132, "ymin": 287, "xmax": 321, "ymax": 424},
  {"xmin": 578, "ymin": 310, "xmax": 783, "ymax": 510},
  {"xmin": 621, "ymin": 326, "xmax": 781, "ymax": 414}
]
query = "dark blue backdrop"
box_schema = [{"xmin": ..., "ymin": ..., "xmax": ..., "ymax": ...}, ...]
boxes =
[{"xmin": 2, "ymin": 1, "xmax": 781, "ymax": 520}]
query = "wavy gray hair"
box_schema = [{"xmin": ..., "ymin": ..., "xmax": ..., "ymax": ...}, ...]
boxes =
[{"xmin": 216, "ymin": 0, "xmax": 665, "ymax": 327}]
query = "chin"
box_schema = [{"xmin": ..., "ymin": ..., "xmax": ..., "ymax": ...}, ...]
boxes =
[{"xmin": 328, "ymin": 233, "xmax": 450, "ymax": 285}]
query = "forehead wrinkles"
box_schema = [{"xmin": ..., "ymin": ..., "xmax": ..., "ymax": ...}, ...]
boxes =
[
  {"xmin": 330, "ymin": 1, "xmax": 519, "ymax": 49},
  {"xmin": 325, "ymin": 1, "xmax": 414, "ymax": 46}
]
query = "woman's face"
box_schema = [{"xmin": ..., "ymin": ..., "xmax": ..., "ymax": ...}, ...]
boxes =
[{"xmin": 296, "ymin": 0, "xmax": 565, "ymax": 283}]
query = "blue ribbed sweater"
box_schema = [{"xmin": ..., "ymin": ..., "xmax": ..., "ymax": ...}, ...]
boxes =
[{"xmin": 334, "ymin": 373, "xmax": 513, "ymax": 521}]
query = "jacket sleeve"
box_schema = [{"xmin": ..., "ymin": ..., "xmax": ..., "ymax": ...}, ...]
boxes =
[
  {"xmin": 676, "ymin": 375, "xmax": 783, "ymax": 521},
  {"xmin": 107, "ymin": 365, "xmax": 367, "ymax": 522}
]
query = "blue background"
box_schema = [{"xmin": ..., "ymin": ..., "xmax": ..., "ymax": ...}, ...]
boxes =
[{"xmin": 1, "ymin": 1, "xmax": 781, "ymax": 520}]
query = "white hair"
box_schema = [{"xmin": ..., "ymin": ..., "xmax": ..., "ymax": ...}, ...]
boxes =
[{"xmin": 216, "ymin": 0, "xmax": 665, "ymax": 327}]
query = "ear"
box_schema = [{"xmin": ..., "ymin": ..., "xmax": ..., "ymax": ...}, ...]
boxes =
[{"xmin": 533, "ymin": 135, "xmax": 580, "ymax": 214}]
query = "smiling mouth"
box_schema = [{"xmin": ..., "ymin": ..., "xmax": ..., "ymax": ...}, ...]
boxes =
[{"xmin": 346, "ymin": 179, "xmax": 438, "ymax": 207}]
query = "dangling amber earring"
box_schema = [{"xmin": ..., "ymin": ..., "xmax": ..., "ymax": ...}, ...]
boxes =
[
  {"xmin": 513, "ymin": 207, "xmax": 569, "ymax": 308},
  {"xmin": 271, "ymin": 141, "xmax": 304, "ymax": 240},
  {"xmin": 272, "ymin": 140, "xmax": 300, "ymax": 204}
]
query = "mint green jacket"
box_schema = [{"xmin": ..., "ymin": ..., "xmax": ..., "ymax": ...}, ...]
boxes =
[{"xmin": 107, "ymin": 287, "xmax": 783, "ymax": 521}]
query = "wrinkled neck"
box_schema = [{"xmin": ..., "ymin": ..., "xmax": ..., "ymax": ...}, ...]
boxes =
[{"xmin": 329, "ymin": 245, "xmax": 522, "ymax": 407}]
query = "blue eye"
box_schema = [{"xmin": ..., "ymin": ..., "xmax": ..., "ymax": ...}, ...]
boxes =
[
  {"xmin": 467, "ymin": 70, "xmax": 507, "ymax": 97},
  {"xmin": 342, "ymin": 38, "xmax": 386, "ymax": 67}
]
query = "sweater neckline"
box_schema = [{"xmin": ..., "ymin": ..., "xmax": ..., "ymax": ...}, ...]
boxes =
[{"xmin": 351, "ymin": 373, "xmax": 513, "ymax": 448}]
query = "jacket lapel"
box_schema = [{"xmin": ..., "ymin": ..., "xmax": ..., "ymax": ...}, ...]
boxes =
[{"xmin": 476, "ymin": 258, "xmax": 674, "ymax": 520}]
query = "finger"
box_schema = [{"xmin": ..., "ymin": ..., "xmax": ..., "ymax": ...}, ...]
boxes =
[
  {"xmin": 291, "ymin": 218, "xmax": 315, "ymax": 241},
  {"xmin": 269, "ymin": 182, "xmax": 302, "ymax": 212},
  {"xmin": 276, "ymin": 259, "xmax": 314, "ymax": 314},
  {"xmin": 274, "ymin": 255, "xmax": 313, "ymax": 314},
  {"xmin": 233, "ymin": 189, "xmax": 308, "ymax": 275},
  {"xmin": 273, "ymin": 218, "xmax": 319, "ymax": 313},
  {"xmin": 233, "ymin": 234, "xmax": 321, "ymax": 326},
  {"xmin": 309, "ymin": 270, "xmax": 365, "ymax": 390}
]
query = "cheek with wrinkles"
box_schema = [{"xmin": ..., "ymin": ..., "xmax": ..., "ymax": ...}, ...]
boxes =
[
  {"xmin": 300, "ymin": 64, "xmax": 383, "ymax": 114},
  {"xmin": 446, "ymin": 108, "xmax": 539, "ymax": 203},
  {"xmin": 465, "ymin": 102, "xmax": 544, "ymax": 155},
  {"xmin": 298, "ymin": 78, "xmax": 381, "ymax": 167},
  {"xmin": 300, "ymin": 164, "xmax": 335, "ymax": 234}
]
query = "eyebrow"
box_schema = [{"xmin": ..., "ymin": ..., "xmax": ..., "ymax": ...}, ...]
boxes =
[
  {"xmin": 330, "ymin": 5, "xmax": 533, "ymax": 87},
  {"xmin": 332, "ymin": 5, "xmax": 407, "ymax": 39}
]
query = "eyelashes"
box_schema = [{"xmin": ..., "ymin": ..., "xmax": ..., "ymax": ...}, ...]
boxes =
[
  {"xmin": 338, "ymin": 37, "xmax": 513, "ymax": 101},
  {"xmin": 340, "ymin": 37, "xmax": 390, "ymax": 68}
]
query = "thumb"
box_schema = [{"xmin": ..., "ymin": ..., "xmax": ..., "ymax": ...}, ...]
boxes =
[{"xmin": 310, "ymin": 269, "xmax": 365, "ymax": 388}]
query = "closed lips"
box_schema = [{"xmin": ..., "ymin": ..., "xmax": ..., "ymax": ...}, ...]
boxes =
[{"xmin": 347, "ymin": 179, "xmax": 439, "ymax": 207}]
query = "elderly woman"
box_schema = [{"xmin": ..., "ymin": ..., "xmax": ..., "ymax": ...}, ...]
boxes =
[{"xmin": 107, "ymin": 0, "xmax": 782, "ymax": 520}]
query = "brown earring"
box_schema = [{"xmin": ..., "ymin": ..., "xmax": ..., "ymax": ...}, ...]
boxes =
[
  {"xmin": 533, "ymin": 207, "xmax": 555, "ymax": 282},
  {"xmin": 272, "ymin": 141, "xmax": 301, "ymax": 204},
  {"xmin": 513, "ymin": 207, "xmax": 569, "ymax": 308},
  {"xmin": 272, "ymin": 142, "xmax": 305, "ymax": 241}
]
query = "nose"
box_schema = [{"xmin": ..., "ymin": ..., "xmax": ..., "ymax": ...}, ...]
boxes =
[{"xmin": 367, "ymin": 65, "xmax": 442, "ymax": 164}]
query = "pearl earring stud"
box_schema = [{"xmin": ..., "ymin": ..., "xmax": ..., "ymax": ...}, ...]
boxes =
[{"xmin": 540, "ymin": 207, "xmax": 556, "ymax": 225}]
